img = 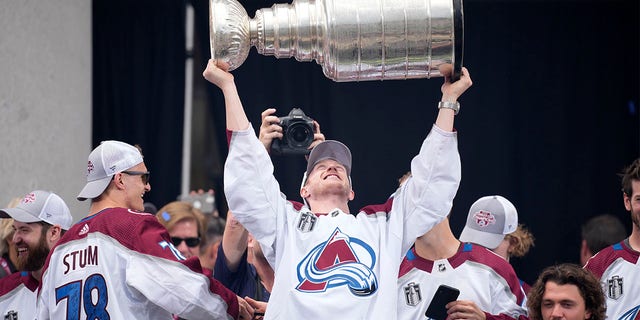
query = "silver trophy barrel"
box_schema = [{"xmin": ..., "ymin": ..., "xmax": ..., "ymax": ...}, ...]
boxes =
[
  {"xmin": 210, "ymin": 0, "xmax": 463, "ymax": 81},
  {"xmin": 321, "ymin": 0, "xmax": 461, "ymax": 81}
]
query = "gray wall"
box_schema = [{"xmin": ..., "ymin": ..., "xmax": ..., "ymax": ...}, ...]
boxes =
[{"xmin": 0, "ymin": 1, "xmax": 92, "ymax": 223}]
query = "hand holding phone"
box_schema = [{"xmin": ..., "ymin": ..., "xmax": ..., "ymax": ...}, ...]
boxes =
[{"xmin": 425, "ymin": 285, "xmax": 460, "ymax": 320}]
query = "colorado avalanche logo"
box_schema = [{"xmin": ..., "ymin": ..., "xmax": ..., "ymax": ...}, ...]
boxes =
[
  {"xmin": 296, "ymin": 228, "xmax": 378, "ymax": 296},
  {"xmin": 618, "ymin": 305, "xmax": 640, "ymax": 320},
  {"xmin": 473, "ymin": 210, "xmax": 496, "ymax": 227}
]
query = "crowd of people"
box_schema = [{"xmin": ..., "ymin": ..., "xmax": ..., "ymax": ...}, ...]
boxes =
[{"xmin": 0, "ymin": 61, "xmax": 637, "ymax": 319}]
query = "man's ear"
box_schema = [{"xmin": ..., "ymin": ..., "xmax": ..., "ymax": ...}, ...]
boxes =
[
  {"xmin": 300, "ymin": 186, "xmax": 310, "ymax": 199},
  {"xmin": 348, "ymin": 189, "xmax": 355, "ymax": 201},
  {"xmin": 585, "ymin": 310, "xmax": 592, "ymax": 320},
  {"xmin": 112, "ymin": 172, "xmax": 128, "ymax": 191},
  {"xmin": 47, "ymin": 225, "xmax": 63, "ymax": 248},
  {"xmin": 580, "ymin": 239, "xmax": 591, "ymax": 266},
  {"xmin": 623, "ymin": 193, "xmax": 632, "ymax": 211}
]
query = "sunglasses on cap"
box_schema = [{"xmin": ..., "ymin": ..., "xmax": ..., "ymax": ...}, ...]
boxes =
[
  {"xmin": 171, "ymin": 236, "xmax": 201, "ymax": 248},
  {"xmin": 122, "ymin": 170, "xmax": 151, "ymax": 185}
]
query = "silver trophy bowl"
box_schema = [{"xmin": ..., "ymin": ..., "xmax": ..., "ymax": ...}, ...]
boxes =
[{"xmin": 210, "ymin": 0, "xmax": 463, "ymax": 82}]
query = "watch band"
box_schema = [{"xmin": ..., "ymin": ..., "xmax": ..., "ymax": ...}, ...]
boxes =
[{"xmin": 437, "ymin": 101, "xmax": 460, "ymax": 115}]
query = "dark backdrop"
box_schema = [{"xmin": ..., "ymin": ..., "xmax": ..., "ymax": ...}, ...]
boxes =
[{"xmin": 93, "ymin": 0, "xmax": 639, "ymax": 284}]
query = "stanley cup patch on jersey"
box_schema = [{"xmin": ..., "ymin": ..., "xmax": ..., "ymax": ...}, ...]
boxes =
[
  {"xmin": 295, "ymin": 227, "xmax": 378, "ymax": 296},
  {"xmin": 404, "ymin": 282, "xmax": 422, "ymax": 306},
  {"xmin": 297, "ymin": 211, "xmax": 317, "ymax": 232},
  {"xmin": 4, "ymin": 310, "xmax": 18, "ymax": 320},
  {"xmin": 607, "ymin": 275, "xmax": 624, "ymax": 300}
]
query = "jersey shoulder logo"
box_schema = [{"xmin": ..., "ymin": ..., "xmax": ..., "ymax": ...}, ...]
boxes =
[
  {"xmin": 159, "ymin": 240, "xmax": 186, "ymax": 260},
  {"xmin": 79, "ymin": 223, "xmax": 90, "ymax": 236},
  {"xmin": 404, "ymin": 282, "xmax": 422, "ymax": 306},
  {"xmin": 4, "ymin": 310, "xmax": 18, "ymax": 320},
  {"xmin": 297, "ymin": 211, "xmax": 317, "ymax": 233},
  {"xmin": 607, "ymin": 275, "xmax": 624, "ymax": 300},
  {"xmin": 296, "ymin": 228, "xmax": 378, "ymax": 296}
]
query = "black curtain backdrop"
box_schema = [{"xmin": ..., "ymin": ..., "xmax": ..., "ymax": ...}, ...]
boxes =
[
  {"xmin": 94, "ymin": 0, "xmax": 639, "ymax": 284},
  {"xmin": 93, "ymin": 0, "xmax": 185, "ymax": 208}
]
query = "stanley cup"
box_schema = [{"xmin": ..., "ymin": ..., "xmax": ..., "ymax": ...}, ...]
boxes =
[{"xmin": 209, "ymin": 0, "xmax": 463, "ymax": 82}]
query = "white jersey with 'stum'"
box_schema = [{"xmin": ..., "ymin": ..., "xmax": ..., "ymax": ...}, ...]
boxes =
[
  {"xmin": 584, "ymin": 240, "xmax": 640, "ymax": 320},
  {"xmin": 225, "ymin": 124, "xmax": 461, "ymax": 319},
  {"xmin": 37, "ymin": 208, "xmax": 238, "ymax": 320},
  {"xmin": 0, "ymin": 272, "xmax": 39, "ymax": 320},
  {"xmin": 397, "ymin": 244, "xmax": 527, "ymax": 320}
]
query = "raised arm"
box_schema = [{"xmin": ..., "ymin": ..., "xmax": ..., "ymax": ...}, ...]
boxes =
[
  {"xmin": 435, "ymin": 65, "xmax": 473, "ymax": 132},
  {"xmin": 203, "ymin": 59, "xmax": 250, "ymax": 131},
  {"xmin": 394, "ymin": 66, "xmax": 473, "ymax": 252},
  {"xmin": 220, "ymin": 210, "xmax": 249, "ymax": 272}
]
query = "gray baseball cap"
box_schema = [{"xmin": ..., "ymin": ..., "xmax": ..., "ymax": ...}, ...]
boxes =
[
  {"xmin": 306, "ymin": 140, "xmax": 352, "ymax": 176},
  {"xmin": 0, "ymin": 190, "xmax": 73, "ymax": 230},
  {"xmin": 459, "ymin": 195, "xmax": 518, "ymax": 250}
]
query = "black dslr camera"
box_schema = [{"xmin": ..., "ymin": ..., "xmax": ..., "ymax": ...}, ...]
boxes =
[{"xmin": 271, "ymin": 108, "xmax": 315, "ymax": 155}]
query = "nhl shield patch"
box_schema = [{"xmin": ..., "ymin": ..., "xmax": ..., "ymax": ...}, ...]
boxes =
[
  {"xmin": 607, "ymin": 275, "xmax": 623, "ymax": 300},
  {"xmin": 297, "ymin": 211, "xmax": 317, "ymax": 232},
  {"xmin": 404, "ymin": 282, "xmax": 422, "ymax": 306}
]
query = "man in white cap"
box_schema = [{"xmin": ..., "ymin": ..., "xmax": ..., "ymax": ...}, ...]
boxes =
[
  {"xmin": 459, "ymin": 196, "xmax": 531, "ymax": 299},
  {"xmin": 459, "ymin": 196, "xmax": 520, "ymax": 258},
  {"xmin": 204, "ymin": 60, "xmax": 472, "ymax": 319},
  {"xmin": 397, "ymin": 187, "xmax": 527, "ymax": 320},
  {"xmin": 0, "ymin": 190, "xmax": 72, "ymax": 320},
  {"xmin": 36, "ymin": 140, "xmax": 252, "ymax": 319}
]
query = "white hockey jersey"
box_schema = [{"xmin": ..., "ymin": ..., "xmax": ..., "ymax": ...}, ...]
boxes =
[
  {"xmin": 36, "ymin": 207, "xmax": 239, "ymax": 319},
  {"xmin": 225, "ymin": 124, "xmax": 461, "ymax": 319},
  {"xmin": 397, "ymin": 244, "xmax": 527, "ymax": 320},
  {"xmin": 584, "ymin": 240, "xmax": 640, "ymax": 320},
  {"xmin": 0, "ymin": 271, "xmax": 38, "ymax": 320}
]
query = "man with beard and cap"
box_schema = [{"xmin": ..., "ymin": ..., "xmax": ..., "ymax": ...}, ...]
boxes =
[
  {"xmin": 584, "ymin": 158, "xmax": 640, "ymax": 319},
  {"xmin": 0, "ymin": 190, "xmax": 73, "ymax": 320},
  {"xmin": 36, "ymin": 140, "xmax": 252, "ymax": 319}
]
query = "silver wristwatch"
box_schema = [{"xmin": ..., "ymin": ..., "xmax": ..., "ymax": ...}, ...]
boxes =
[{"xmin": 437, "ymin": 101, "xmax": 460, "ymax": 115}]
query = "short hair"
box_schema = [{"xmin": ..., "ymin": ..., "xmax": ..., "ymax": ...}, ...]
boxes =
[
  {"xmin": 581, "ymin": 214, "xmax": 627, "ymax": 254},
  {"xmin": 200, "ymin": 215, "xmax": 226, "ymax": 255},
  {"xmin": 156, "ymin": 201, "xmax": 206, "ymax": 241},
  {"xmin": 0, "ymin": 197, "xmax": 21, "ymax": 255},
  {"xmin": 527, "ymin": 263, "xmax": 605, "ymax": 320},
  {"xmin": 621, "ymin": 158, "xmax": 640, "ymax": 197},
  {"xmin": 505, "ymin": 224, "xmax": 535, "ymax": 258}
]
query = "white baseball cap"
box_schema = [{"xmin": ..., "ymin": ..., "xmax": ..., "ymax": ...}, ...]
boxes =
[
  {"xmin": 0, "ymin": 190, "xmax": 73, "ymax": 230},
  {"xmin": 77, "ymin": 140, "xmax": 143, "ymax": 201},
  {"xmin": 459, "ymin": 195, "xmax": 518, "ymax": 249}
]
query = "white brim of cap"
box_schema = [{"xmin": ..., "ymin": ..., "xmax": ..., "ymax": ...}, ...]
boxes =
[
  {"xmin": 77, "ymin": 176, "xmax": 112, "ymax": 201},
  {"xmin": 459, "ymin": 226, "xmax": 505, "ymax": 250},
  {"xmin": 0, "ymin": 207, "xmax": 42, "ymax": 223}
]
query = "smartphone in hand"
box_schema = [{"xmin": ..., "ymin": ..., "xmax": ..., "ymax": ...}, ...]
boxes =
[{"xmin": 425, "ymin": 285, "xmax": 460, "ymax": 320}]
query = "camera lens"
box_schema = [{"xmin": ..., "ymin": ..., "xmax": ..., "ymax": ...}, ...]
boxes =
[{"xmin": 287, "ymin": 123, "xmax": 314, "ymax": 147}]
